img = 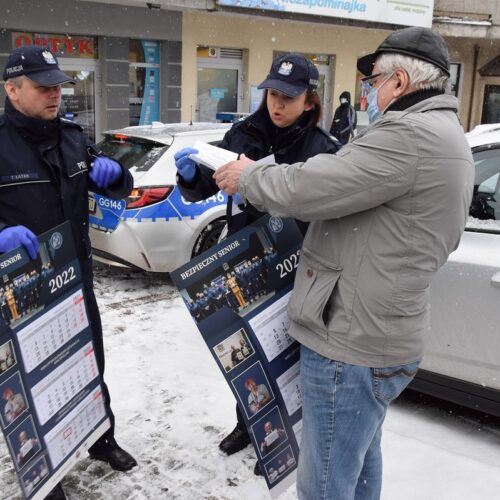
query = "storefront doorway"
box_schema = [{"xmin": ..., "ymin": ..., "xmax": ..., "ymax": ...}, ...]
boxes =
[
  {"xmin": 59, "ymin": 59, "xmax": 100, "ymax": 141},
  {"xmin": 274, "ymin": 52, "xmax": 333, "ymax": 130}
]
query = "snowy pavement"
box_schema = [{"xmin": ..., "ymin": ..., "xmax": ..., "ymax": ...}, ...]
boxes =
[{"xmin": 2, "ymin": 264, "xmax": 500, "ymax": 499}]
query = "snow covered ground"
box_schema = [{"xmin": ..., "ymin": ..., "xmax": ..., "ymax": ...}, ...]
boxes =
[{"xmin": 2, "ymin": 264, "xmax": 500, "ymax": 499}]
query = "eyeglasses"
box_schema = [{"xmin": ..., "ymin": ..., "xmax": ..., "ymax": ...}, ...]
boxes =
[{"xmin": 361, "ymin": 72, "xmax": 383, "ymax": 93}]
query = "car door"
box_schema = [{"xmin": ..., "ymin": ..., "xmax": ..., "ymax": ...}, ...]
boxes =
[{"xmin": 421, "ymin": 143, "xmax": 500, "ymax": 391}]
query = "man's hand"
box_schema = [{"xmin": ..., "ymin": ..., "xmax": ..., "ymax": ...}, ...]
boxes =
[
  {"xmin": 0, "ymin": 225, "xmax": 38, "ymax": 260},
  {"xmin": 174, "ymin": 147, "xmax": 198, "ymax": 183},
  {"xmin": 90, "ymin": 157, "xmax": 122, "ymax": 188},
  {"xmin": 214, "ymin": 154, "xmax": 254, "ymax": 195}
]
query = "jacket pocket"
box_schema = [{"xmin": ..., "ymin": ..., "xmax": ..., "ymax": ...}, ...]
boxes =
[{"xmin": 287, "ymin": 249, "xmax": 342, "ymax": 337}]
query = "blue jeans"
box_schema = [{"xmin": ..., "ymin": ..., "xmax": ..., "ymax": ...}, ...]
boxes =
[{"xmin": 297, "ymin": 345, "xmax": 419, "ymax": 500}]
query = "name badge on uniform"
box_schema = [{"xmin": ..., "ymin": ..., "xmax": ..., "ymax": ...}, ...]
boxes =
[{"xmin": 0, "ymin": 172, "xmax": 41, "ymax": 185}]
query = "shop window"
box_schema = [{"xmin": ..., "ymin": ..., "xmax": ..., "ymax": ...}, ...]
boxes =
[
  {"xmin": 129, "ymin": 40, "xmax": 160, "ymax": 126},
  {"xmin": 449, "ymin": 63, "xmax": 461, "ymax": 97},
  {"xmin": 196, "ymin": 46, "xmax": 244, "ymax": 122},
  {"xmin": 60, "ymin": 70, "xmax": 96, "ymax": 141},
  {"xmin": 482, "ymin": 85, "xmax": 500, "ymax": 124}
]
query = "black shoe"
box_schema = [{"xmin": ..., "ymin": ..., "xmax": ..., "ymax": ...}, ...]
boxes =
[
  {"xmin": 88, "ymin": 436, "xmax": 137, "ymax": 472},
  {"xmin": 44, "ymin": 483, "xmax": 66, "ymax": 500},
  {"xmin": 254, "ymin": 460, "xmax": 262, "ymax": 476},
  {"xmin": 218, "ymin": 423, "xmax": 251, "ymax": 455}
]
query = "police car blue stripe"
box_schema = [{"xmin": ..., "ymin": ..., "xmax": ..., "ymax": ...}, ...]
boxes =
[{"xmin": 122, "ymin": 185, "xmax": 227, "ymax": 222}]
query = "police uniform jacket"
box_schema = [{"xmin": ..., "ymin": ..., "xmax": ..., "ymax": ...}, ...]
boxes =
[
  {"xmin": 178, "ymin": 106, "xmax": 339, "ymax": 235},
  {"xmin": 0, "ymin": 98, "xmax": 132, "ymax": 433},
  {"xmin": 0, "ymin": 98, "xmax": 133, "ymax": 267}
]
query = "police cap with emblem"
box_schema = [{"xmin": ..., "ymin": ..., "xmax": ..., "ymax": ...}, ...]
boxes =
[
  {"xmin": 357, "ymin": 26, "xmax": 450, "ymax": 77},
  {"xmin": 258, "ymin": 53, "xmax": 319, "ymax": 97},
  {"xmin": 3, "ymin": 45, "xmax": 75, "ymax": 86}
]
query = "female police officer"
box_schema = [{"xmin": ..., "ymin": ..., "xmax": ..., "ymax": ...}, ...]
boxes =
[{"xmin": 174, "ymin": 53, "xmax": 339, "ymax": 473}]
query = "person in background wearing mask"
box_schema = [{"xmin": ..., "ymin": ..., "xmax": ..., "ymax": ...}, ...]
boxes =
[
  {"xmin": 0, "ymin": 45, "xmax": 137, "ymax": 500},
  {"xmin": 214, "ymin": 27, "xmax": 474, "ymax": 499},
  {"xmin": 174, "ymin": 53, "xmax": 339, "ymax": 475},
  {"xmin": 329, "ymin": 90, "xmax": 357, "ymax": 144}
]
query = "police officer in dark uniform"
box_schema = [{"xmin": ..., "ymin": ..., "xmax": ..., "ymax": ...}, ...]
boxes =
[
  {"xmin": 251, "ymin": 256, "xmax": 266, "ymax": 297},
  {"xmin": 174, "ymin": 53, "xmax": 340, "ymax": 473},
  {"xmin": 187, "ymin": 297, "xmax": 202, "ymax": 322},
  {"xmin": 0, "ymin": 287, "xmax": 10, "ymax": 323},
  {"xmin": 0, "ymin": 45, "xmax": 136, "ymax": 499},
  {"xmin": 235, "ymin": 265, "xmax": 250, "ymax": 304},
  {"xmin": 211, "ymin": 281, "xmax": 225, "ymax": 311}
]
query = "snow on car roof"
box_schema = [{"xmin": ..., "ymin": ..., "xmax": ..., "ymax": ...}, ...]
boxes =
[
  {"xmin": 105, "ymin": 122, "xmax": 231, "ymax": 144},
  {"xmin": 466, "ymin": 123, "xmax": 500, "ymax": 149}
]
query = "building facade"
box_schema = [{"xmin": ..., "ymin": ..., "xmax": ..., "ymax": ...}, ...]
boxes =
[
  {"xmin": 1, "ymin": 0, "xmax": 499, "ymax": 139},
  {"xmin": 0, "ymin": 0, "xmax": 182, "ymax": 140}
]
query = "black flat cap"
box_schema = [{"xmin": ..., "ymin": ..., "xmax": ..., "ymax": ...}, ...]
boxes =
[{"xmin": 357, "ymin": 27, "xmax": 450, "ymax": 77}]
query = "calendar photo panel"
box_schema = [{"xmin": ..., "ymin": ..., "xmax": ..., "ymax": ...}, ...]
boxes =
[
  {"xmin": 0, "ymin": 249, "xmax": 45, "ymax": 331},
  {"xmin": 251, "ymin": 406, "xmax": 288, "ymax": 460},
  {"xmin": 212, "ymin": 327, "xmax": 255, "ymax": 374},
  {"xmin": 263, "ymin": 445, "xmax": 297, "ymax": 485},
  {"xmin": 0, "ymin": 370, "xmax": 29, "ymax": 429},
  {"xmin": 174, "ymin": 217, "xmax": 304, "ymax": 331},
  {"xmin": 21, "ymin": 455, "xmax": 50, "ymax": 497},
  {"xmin": 231, "ymin": 360, "xmax": 275, "ymax": 420},
  {"xmin": 7, "ymin": 415, "xmax": 42, "ymax": 471},
  {"xmin": 0, "ymin": 338, "xmax": 17, "ymax": 376}
]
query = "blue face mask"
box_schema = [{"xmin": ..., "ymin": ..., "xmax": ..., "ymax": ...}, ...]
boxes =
[
  {"xmin": 367, "ymin": 86, "xmax": 381, "ymax": 124},
  {"xmin": 365, "ymin": 72, "xmax": 394, "ymax": 124}
]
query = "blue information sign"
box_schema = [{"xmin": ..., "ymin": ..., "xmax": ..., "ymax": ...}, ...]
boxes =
[{"xmin": 139, "ymin": 40, "xmax": 160, "ymax": 125}]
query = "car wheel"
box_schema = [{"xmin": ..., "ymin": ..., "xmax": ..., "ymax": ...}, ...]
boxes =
[{"xmin": 192, "ymin": 218, "xmax": 227, "ymax": 258}]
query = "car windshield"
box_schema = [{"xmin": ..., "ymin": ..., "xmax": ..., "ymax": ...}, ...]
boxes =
[{"xmin": 98, "ymin": 135, "xmax": 168, "ymax": 173}]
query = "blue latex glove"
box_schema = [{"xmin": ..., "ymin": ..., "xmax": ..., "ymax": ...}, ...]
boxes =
[
  {"xmin": 174, "ymin": 147, "xmax": 198, "ymax": 183},
  {"xmin": 232, "ymin": 193, "xmax": 243, "ymax": 206},
  {"xmin": 90, "ymin": 157, "xmax": 122, "ymax": 188},
  {"xmin": 0, "ymin": 226, "xmax": 38, "ymax": 260}
]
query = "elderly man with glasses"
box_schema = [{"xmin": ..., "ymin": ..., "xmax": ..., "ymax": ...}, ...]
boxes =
[{"xmin": 214, "ymin": 26, "xmax": 474, "ymax": 500}]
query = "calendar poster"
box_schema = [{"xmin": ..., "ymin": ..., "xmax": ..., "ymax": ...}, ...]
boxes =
[
  {"xmin": 0, "ymin": 222, "xmax": 111, "ymax": 500},
  {"xmin": 171, "ymin": 215, "xmax": 303, "ymax": 498}
]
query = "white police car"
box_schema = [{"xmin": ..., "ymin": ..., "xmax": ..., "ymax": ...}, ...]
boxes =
[
  {"xmin": 89, "ymin": 122, "xmax": 231, "ymax": 272},
  {"xmin": 409, "ymin": 123, "xmax": 500, "ymax": 416}
]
